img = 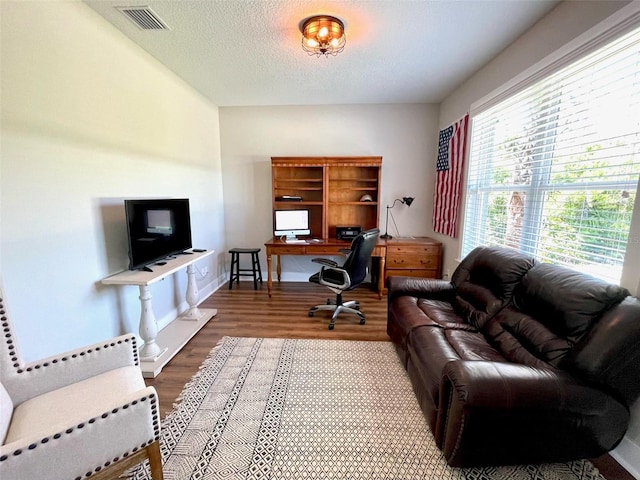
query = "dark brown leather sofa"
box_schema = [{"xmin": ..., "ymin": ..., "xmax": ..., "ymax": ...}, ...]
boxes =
[{"xmin": 387, "ymin": 246, "xmax": 640, "ymax": 467}]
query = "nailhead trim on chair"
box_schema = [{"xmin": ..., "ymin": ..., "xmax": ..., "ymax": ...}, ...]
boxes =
[
  {"xmin": 0, "ymin": 394, "xmax": 160, "ymax": 474},
  {"xmin": 2, "ymin": 329, "xmax": 139, "ymax": 374},
  {"xmin": 0, "ymin": 297, "xmax": 154, "ymax": 476},
  {"xmin": 79, "ymin": 394, "xmax": 160, "ymax": 479}
]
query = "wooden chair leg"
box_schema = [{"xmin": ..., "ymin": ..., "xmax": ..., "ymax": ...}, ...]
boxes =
[
  {"xmin": 90, "ymin": 441, "xmax": 164, "ymax": 480},
  {"xmin": 147, "ymin": 440, "xmax": 164, "ymax": 480}
]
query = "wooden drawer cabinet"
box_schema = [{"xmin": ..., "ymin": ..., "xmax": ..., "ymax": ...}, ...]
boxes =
[{"xmin": 383, "ymin": 237, "xmax": 442, "ymax": 283}]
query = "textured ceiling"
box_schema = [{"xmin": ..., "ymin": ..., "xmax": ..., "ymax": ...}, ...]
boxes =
[{"xmin": 83, "ymin": 0, "xmax": 560, "ymax": 107}]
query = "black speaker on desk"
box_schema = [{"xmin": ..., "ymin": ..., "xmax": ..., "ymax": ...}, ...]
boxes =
[{"xmin": 336, "ymin": 226, "xmax": 362, "ymax": 240}]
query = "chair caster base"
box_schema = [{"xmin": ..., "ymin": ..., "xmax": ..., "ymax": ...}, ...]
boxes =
[{"xmin": 307, "ymin": 303, "xmax": 366, "ymax": 329}]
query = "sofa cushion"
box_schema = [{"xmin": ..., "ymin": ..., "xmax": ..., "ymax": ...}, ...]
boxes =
[
  {"xmin": 482, "ymin": 307, "xmax": 571, "ymax": 368},
  {"xmin": 408, "ymin": 327, "xmax": 462, "ymax": 410},
  {"xmin": 387, "ymin": 296, "xmax": 475, "ymax": 353},
  {"xmin": 408, "ymin": 327, "xmax": 507, "ymax": 410},
  {"xmin": 400, "ymin": 297, "xmax": 472, "ymax": 329},
  {"xmin": 513, "ymin": 264, "xmax": 629, "ymax": 343},
  {"xmin": 444, "ymin": 329, "xmax": 507, "ymax": 363},
  {"xmin": 451, "ymin": 246, "xmax": 536, "ymax": 329}
]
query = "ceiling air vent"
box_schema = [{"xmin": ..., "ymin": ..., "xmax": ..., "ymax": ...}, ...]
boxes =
[{"xmin": 117, "ymin": 6, "xmax": 169, "ymax": 30}]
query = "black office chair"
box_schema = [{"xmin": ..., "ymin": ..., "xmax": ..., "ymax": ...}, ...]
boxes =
[{"xmin": 308, "ymin": 228, "xmax": 380, "ymax": 329}]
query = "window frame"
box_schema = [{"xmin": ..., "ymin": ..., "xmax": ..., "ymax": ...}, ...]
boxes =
[{"xmin": 458, "ymin": 3, "xmax": 640, "ymax": 289}]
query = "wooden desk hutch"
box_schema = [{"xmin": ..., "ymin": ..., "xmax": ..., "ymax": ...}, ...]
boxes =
[
  {"xmin": 271, "ymin": 156, "xmax": 382, "ymax": 238},
  {"xmin": 267, "ymin": 156, "xmax": 442, "ymax": 297}
]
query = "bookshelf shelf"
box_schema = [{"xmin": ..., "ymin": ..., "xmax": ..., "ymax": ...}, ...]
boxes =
[{"xmin": 271, "ymin": 156, "xmax": 382, "ymax": 239}]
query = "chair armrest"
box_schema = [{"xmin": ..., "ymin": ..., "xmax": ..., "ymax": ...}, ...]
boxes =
[
  {"xmin": 436, "ymin": 360, "xmax": 629, "ymax": 466},
  {"xmin": 0, "ymin": 386, "xmax": 160, "ymax": 480},
  {"xmin": 387, "ymin": 276, "xmax": 454, "ymax": 303},
  {"xmin": 318, "ymin": 266, "xmax": 350, "ymax": 290},
  {"xmin": 3, "ymin": 334, "xmax": 139, "ymax": 405},
  {"xmin": 312, "ymin": 258, "xmax": 339, "ymax": 268}
]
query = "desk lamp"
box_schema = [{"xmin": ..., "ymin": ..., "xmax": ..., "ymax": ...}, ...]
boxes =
[{"xmin": 381, "ymin": 196, "xmax": 414, "ymax": 239}]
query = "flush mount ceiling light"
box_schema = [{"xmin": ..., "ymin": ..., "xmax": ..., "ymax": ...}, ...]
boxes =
[{"xmin": 300, "ymin": 15, "xmax": 346, "ymax": 57}]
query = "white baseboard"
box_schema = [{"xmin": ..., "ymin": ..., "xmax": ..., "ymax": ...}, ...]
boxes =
[
  {"xmin": 611, "ymin": 436, "xmax": 640, "ymax": 479},
  {"xmin": 267, "ymin": 272, "xmax": 309, "ymax": 282}
]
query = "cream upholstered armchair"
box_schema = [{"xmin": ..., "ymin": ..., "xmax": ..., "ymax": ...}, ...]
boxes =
[{"xmin": 0, "ymin": 286, "xmax": 163, "ymax": 480}]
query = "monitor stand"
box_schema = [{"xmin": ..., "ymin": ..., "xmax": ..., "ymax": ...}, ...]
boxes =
[{"xmin": 285, "ymin": 235, "xmax": 306, "ymax": 244}]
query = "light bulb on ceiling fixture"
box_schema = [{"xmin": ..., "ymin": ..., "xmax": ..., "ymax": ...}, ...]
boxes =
[{"xmin": 300, "ymin": 15, "xmax": 346, "ymax": 57}]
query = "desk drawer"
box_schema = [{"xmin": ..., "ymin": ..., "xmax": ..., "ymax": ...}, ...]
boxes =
[
  {"xmin": 387, "ymin": 245, "xmax": 440, "ymax": 258},
  {"xmin": 270, "ymin": 246, "xmax": 307, "ymax": 255},
  {"xmin": 385, "ymin": 269, "xmax": 439, "ymax": 279},
  {"xmin": 307, "ymin": 246, "xmax": 344, "ymax": 255},
  {"xmin": 386, "ymin": 253, "xmax": 439, "ymax": 269}
]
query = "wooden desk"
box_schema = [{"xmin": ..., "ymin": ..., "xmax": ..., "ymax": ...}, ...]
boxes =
[
  {"xmin": 264, "ymin": 237, "xmax": 386, "ymax": 298},
  {"xmin": 264, "ymin": 237, "xmax": 442, "ymax": 298}
]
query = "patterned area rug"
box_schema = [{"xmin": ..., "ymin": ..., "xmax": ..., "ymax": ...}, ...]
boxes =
[{"xmin": 132, "ymin": 337, "xmax": 605, "ymax": 480}]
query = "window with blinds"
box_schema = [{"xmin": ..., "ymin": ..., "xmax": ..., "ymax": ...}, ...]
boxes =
[{"xmin": 461, "ymin": 26, "xmax": 640, "ymax": 283}]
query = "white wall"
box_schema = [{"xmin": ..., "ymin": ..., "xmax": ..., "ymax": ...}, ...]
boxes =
[
  {"xmin": 219, "ymin": 104, "xmax": 439, "ymax": 279},
  {"xmin": 0, "ymin": 1, "xmax": 225, "ymax": 362},
  {"xmin": 437, "ymin": 1, "xmax": 640, "ymax": 476}
]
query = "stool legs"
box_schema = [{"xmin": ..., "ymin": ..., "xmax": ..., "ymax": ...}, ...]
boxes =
[
  {"xmin": 251, "ymin": 252, "xmax": 263, "ymax": 289},
  {"xmin": 229, "ymin": 252, "xmax": 239, "ymax": 289},
  {"xmin": 228, "ymin": 249, "xmax": 263, "ymax": 290}
]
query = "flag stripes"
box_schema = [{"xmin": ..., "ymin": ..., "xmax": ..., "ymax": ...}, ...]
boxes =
[{"xmin": 432, "ymin": 114, "xmax": 469, "ymax": 238}]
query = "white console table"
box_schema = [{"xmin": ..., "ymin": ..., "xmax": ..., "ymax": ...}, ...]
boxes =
[{"xmin": 102, "ymin": 249, "xmax": 216, "ymax": 378}]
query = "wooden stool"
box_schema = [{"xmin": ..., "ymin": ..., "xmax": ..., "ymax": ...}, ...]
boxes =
[{"xmin": 229, "ymin": 248, "xmax": 263, "ymax": 290}]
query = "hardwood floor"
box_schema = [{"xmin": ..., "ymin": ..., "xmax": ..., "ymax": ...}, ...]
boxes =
[{"xmin": 145, "ymin": 280, "xmax": 633, "ymax": 480}]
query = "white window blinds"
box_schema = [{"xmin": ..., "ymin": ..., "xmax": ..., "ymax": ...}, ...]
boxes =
[{"xmin": 461, "ymin": 26, "xmax": 640, "ymax": 283}]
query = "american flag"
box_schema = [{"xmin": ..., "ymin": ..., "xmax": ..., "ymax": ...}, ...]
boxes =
[{"xmin": 432, "ymin": 114, "xmax": 469, "ymax": 238}]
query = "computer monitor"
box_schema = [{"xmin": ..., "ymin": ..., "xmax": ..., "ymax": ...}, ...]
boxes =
[{"xmin": 274, "ymin": 209, "xmax": 310, "ymax": 240}]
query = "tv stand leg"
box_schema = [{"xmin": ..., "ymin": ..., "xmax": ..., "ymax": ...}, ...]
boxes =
[
  {"xmin": 182, "ymin": 264, "xmax": 201, "ymax": 320},
  {"xmin": 138, "ymin": 285, "xmax": 165, "ymax": 360}
]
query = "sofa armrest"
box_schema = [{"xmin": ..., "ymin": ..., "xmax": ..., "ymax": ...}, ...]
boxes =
[
  {"xmin": 436, "ymin": 360, "xmax": 629, "ymax": 466},
  {"xmin": 4, "ymin": 334, "xmax": 139, "ymax": 405},
  {"xmin": 387, "ymin": 276, "xmax": 454, "ymax": 303},
  {"xmin": 440, "ymin": 360, "xmax": 587, "ymax": 409}
]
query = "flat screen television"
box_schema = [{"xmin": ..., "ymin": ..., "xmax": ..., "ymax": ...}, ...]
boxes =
[
  {"xmin": 274, "ymin": 209, "xmax": 310, "ymax": 240},
  {"xmin": 125, "ymin": 198, "xmax": 192, "ymax": 270}
]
